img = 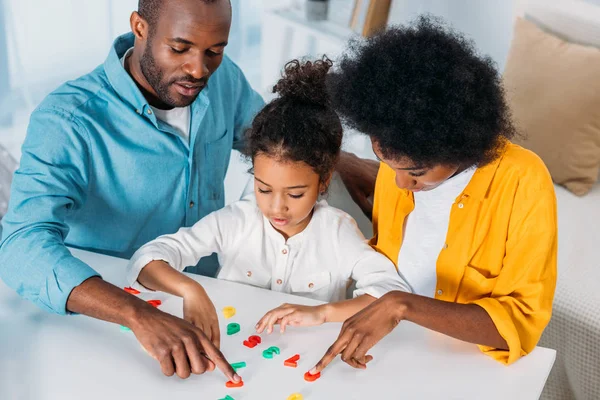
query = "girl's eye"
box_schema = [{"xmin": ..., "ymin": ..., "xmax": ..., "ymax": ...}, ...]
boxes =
[
  {"xmin": 288, "ymin": 193, "xmax": 305, "ymax": 199},
  {"xmin": 258, "ymin": 188, "xmax": 271, "ymax": 194}
]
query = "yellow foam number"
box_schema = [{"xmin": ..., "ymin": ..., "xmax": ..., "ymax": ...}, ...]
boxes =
[
  {"xmin": 287, "ymin": 394, "xmax": 303, "ymax": 400},
  {"xmin": 222, "ymin": 306, "xmax": 236, "ymax": 319}
]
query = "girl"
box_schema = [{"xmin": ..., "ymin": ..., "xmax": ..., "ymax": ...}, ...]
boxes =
[{"xmin": 126, "ymin": 57, "xmax": 410, "ymax": 345}]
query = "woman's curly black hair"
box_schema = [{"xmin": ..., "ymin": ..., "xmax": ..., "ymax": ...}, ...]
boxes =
[
  {"xmin": 327, "ymin": 15, "xmax": 517, "ymax": 168},
  {"xmin": 244, "ymin": 56, "xmax": 342, "ymax": 184}
]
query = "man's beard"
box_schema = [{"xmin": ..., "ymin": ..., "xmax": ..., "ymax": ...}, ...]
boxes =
[{"xmin": 140, "ymin": 42, "xmax": 201, "ymax": 108}]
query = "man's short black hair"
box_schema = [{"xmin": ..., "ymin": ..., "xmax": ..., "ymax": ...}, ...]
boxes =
[
  {"xmin": 327, "ymin": 15, "xmax": 517, "ymax": 167},
  {"xmin": 138, "ymin": 0, "xmax": 222, "ymax": 33}
]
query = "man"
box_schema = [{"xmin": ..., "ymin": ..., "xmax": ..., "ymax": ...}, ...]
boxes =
[{"xmin": 0, "ymin": 0, "xmax": 263, "ymax": 381}]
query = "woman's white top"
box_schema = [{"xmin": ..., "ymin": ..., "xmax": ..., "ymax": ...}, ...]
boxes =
[{"xmin": 397, "ymin": 167, "xmax": 476, "ymax": 297}]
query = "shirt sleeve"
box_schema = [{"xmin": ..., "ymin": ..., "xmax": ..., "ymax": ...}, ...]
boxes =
[
  {"xmin": 469, "ymin": 181, "xmax": 558, "ymax": 365},
  {"xmin": 336, "ymin": 214, "xmax": 412, "ymax": 299},
  {"xmin": 0, "ymin": 109, "xmax": 100, "ymax": 315},
  {"xmin": 126, "ymin": 198, "xmax": 252, "ymax": 291},
  {"xmin": 229, "ymin": 60, "xmax": 265, "ymax": 152}
]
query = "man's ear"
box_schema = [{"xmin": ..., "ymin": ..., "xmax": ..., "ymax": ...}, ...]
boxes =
[{"xmin": 130, "ymin": 11, "xmax": 149, "ymax": 41}]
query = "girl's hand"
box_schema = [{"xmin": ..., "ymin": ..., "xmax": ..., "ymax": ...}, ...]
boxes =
[
  {"xmin": 255, "ymin": 303, "xmax": 328, "ymax": 334},
  {"xmin": 182, "ymin": 285, "xmax": 221, "ymax": 348}
]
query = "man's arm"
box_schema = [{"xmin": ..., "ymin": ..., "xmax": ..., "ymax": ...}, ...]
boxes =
[
  {"xmin": 0, "ymin": 109, "xmax": 237, "ymax": 381},
  {"xmin": 67, "ymin": 277, "xmax": 237, "ymax": 380},
  {"xmin": 336, "ymin": 151, "xmax": 380, "ymax": 220},
  {"xmin": 0, "ymin": 108, "xmax": 97, "ymax": 314}
]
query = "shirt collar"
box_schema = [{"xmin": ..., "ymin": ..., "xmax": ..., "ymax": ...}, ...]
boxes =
[
  {"xmin": 461, "ymin": 141, "xmax": 510, "ymax": 201},
  {"xmin": 398, "ymin": 141, "xmax": 510, "ymax": 203},
  {"xmin": 103, "ymin": 32, "xmax": 211, "ymax": 118}
]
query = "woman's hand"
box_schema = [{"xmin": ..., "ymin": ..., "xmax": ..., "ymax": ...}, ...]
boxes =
[
  {"xmin": 255, "ymin": 303, "xmax": 328, "ymax": 334},
  {"xmin": 182, "ymin": 285, "xmax": 221, "ymax": 348},
  {"xmin": 311, "ymin": 292, "xmax": 405, "ymax": 373}
]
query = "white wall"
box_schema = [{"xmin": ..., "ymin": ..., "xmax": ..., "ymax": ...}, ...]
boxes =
[
  {"xmin": 388, "ymin": 0, "xmax": 515, "ymax": 72},
  {"xmin": 6, "ymin": 1, "xmax": 116, "ymax": 90}
]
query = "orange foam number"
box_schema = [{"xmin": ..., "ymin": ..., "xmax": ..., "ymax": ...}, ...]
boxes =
[
  {"xmin": 284, "ymin": 354, "xmax": 300, "ymax": 368},
  {"xmin": 304, "ymin": 371, "xmax": 321, "ymax": 382},
  {"xmin": 225, "ymin": 379, "xmax": 244, "ymax": 388}
]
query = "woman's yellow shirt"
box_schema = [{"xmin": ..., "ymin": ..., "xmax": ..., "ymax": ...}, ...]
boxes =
[{"xmin": 370, "ymin": 142, "xmax": 557, "ymax": 364}]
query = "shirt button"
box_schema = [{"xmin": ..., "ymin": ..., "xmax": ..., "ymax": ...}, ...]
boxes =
[
  {"xmin": 308, "ymin": 283, "xmax": 314, "ymax": 289},
  {"xmin": 189, "ymin": 201, "xmax": 195, "ymax": 208},
  {"xmin": 437, "ymin": 289, "xmax": 443, "ymax": 295},
  {"xmin": 135, "ymin": 109, "xmax": 141, "ymax": 114},
  {"xmin": 246, "ymin": 271, "xmax": 252, "ymax": 277},
  {"xmin": 276, "ymin": 279, "xmax": 283, "ymax": 285},
  {"xmin": 282, "ymin": 249, "xmax": 288, "ymax": 255},
  {"xmin": 443, "ymin": 243, "xmax": 448, "ymax": 249},
  {"xmin": 147, "ymin": 109, "xmax": 153, "ymax": 115},
  {"xmin": 458, "ymin": 203, "xmax": 464, "ymax": 209}
]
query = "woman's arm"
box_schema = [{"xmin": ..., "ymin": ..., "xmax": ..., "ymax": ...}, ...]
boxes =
[
  {"xmin": 311, "ymin": 290, "xmax": 507, "ymax": 372},
  {"xmin": 336, "ymin": 151, "xmax": 380, "ymax": 220}
]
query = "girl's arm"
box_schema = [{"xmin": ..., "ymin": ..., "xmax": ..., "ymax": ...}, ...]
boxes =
[
  {"xmin": 320, "ymin": 294, "xmax": 376, "ymax": 323},
  {"xmin": 255, "ymin": 294, "xmax": 377, "ymax": 334},
  {"xmin": 126, "ymin": 200, "xmax": 252, "ymax": 346},
  {"xmin": 126, "ymin": 200, "xmax": 251, "ymax": 290}
]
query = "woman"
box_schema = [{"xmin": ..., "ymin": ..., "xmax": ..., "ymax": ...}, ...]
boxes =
[{"xmin": 312, "ymin": 16, "xmax": 557, "ymax": 372}]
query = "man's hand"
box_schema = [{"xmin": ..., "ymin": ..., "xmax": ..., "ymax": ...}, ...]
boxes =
[
  {"xmin": 336, "ymin": 151, "xmax": 380, "ymax": 220},
  {"xmin": 67, "ymin": 277, "xmax": 238, "ymax": 381},
  {"xmin": 131, "ymin": 302, "xmax": 234, "ymax": 379},
  {"xmin": 182, "ymin": 285, "xmax": 221, "ymax": 348}
]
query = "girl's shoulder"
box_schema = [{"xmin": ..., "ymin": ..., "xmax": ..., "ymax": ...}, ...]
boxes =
[{"xmin": 214, "ymin": 194, "xmax": 263, "ymax": 224}]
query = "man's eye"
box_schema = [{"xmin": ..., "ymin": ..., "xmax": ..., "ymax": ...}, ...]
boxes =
[{"xmin": 170, "ymin": 47, "xmax": 186, "ymax": 54}]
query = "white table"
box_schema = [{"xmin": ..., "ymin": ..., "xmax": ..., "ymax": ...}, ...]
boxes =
[{"xmin": 0, "ymin": 248, "xmax": 556, "ymax": 400}]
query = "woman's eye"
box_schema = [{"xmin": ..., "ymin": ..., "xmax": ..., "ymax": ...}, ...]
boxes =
[
  {"xmin": 409, "ymin": 171, "xmax": 426, "ymax": 177},
  {"xmin": 258, "ymin": 188, "xmax": 271, "ymax": 194},
  {"xmin": 289, "ymin": 193, "xmax": 305, "ymax": 199}
]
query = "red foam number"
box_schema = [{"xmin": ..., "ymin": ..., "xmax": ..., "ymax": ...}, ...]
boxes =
[
  {"xmin": 124, "ymin": 287, "xmax": 140, "ymax": 295},
  {"xmin": 147, "ymin": 300, "xmax": 162, "ymax": 308},
  {"xmin": 243, "ymin": 335, "xmax": 262, "ymax": 348}
]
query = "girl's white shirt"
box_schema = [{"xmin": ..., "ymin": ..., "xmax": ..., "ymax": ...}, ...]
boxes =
[{"xmin": 127, "ymin": 195, "xmax": 410, "ymax": 302}]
